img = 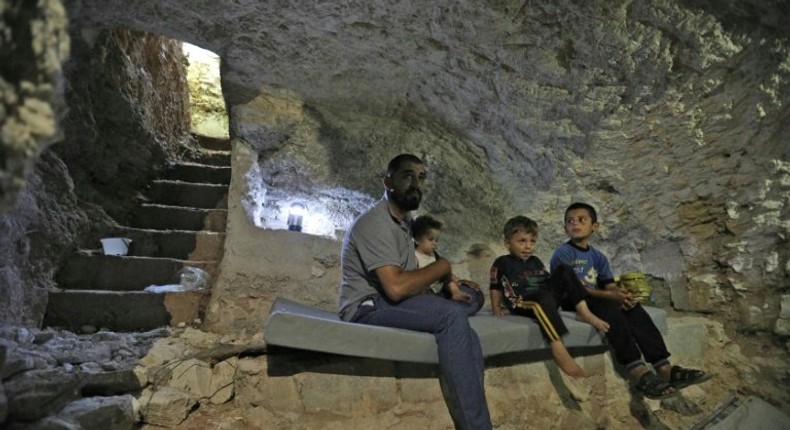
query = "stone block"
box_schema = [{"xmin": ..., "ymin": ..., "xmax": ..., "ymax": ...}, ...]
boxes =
[
  {"xmin": 686, "ymin": 274, "xmax": 718, "ymax": 312},
  {"xmin": 4, "ymin": 369, "xmax": 81, "ymax": 421},
  {"xmin": 300, "ymin": 372, "xmax": 398, "ymax": 416},
  {"xmin": 163, "ymin": 291, "xmax": 210, "ymax": 327},
  {"xmin": 169, "ymin": 358, "xmax": 212, "ymax": 398},
  {"xmin": 138, "ymin": 339, "xmax": 185, "ymax": 368},
  {"xmin": 208, "ymin": 357, "xmax": 236, "ymax": 404},
  {"xmin": 138, "ymin": 387, "xmax": 195, "ymax": 427},
  {"xmin": 774, "ymin": 318, "xmax": 790, "ymax": 336},
  {"xmin": 1, "ymin": 353, "xmax": 47, "ymax": 380},
  {"xmin": 237, "ymin": 357, "xmax": 266, "ymax": 376},
  {"xmin": 52, "ymin": 342, "xmax": 112, "ymax": 365},
  {"xmin": 80, "ymin": 369, "xmax": 143, "ymax": 396},
  {"xmin": 580, "ymin": 353, "xmax": 606, "ymax": 375},
  {"xmin": 56, "ymin": 395, "xmax": 137, "ymax": 430},
  {"xmin": 398, "ymin": 377, "xmax": 442, "ymax": 404},
  {"xmin": 738, "ymin": 302, "xmax": 771, "ymax": 331},
  {"xmin": 664, "ymin": 317, "xmax": 708, "ymax": 362},
  {"xmin": 780, "ymin": 295, "xmax": 790, "ymax": 319},
  {"xmin": 240, "ymin": 374, "xmax": 302, "ymax": 415},
  {"xmin": 669, "ymin": 280, "xmax": 692, "ymax": 310},
  {"xmin": 241, "ymin": 405, "xmax": 278, "ymax": 430}
]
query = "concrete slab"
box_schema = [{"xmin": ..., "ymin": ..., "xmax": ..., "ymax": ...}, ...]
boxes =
[
  {"xmin": 186, "ymin": 150, "xmax": 230, "ymax": 167},
  {"xmin": 692, "ymin": 395, "xmax": 790, "ymax": 430},
  {"xmin": 147, "ymin": 180, "xmax": 228, "ymax": 209},
  {"xmin": 55, "ymin": 254, "xmax": 218, "ymax": 291},
  {"xmin": 112, "ymin": 227, "xmax": 225, "ymax": 261},
  {"xmin": 164, "ymin": 163, "xmax": 231, "ymax": 185},
  {"xmin": 44, "ymin": 290, "xmax": 209, "ymax": 331},
  {"xmin": 130, "ymin": 204, "xmax": 227, "ymax": 232}
]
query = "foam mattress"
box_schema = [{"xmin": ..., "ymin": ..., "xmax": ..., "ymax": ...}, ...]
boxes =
[{"xmin": 263, "ymin": 297, "xmax": 668, "ymax": 364}]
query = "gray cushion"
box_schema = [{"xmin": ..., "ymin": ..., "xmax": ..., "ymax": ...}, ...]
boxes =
[{"xmin": 263, "ymin": 298, "xmax": 668, "ymax": 364}]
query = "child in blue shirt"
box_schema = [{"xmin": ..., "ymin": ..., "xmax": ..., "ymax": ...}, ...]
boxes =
[{"xmin": 550, "ymin": 202, "xmax": 711, "ymax": 399}]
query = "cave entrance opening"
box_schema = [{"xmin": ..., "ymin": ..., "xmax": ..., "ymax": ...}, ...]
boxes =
[{"xmin": 182, "ymin": 43, "xmax": 229, "ymax": 140}]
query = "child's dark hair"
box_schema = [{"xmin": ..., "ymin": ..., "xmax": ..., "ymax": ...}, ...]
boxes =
[
  {"xmin": 412, "ymin": 215, "xmax": 442, "ymax": 239},
  {"xmin": 564, "ymin": 202, "xmax": 598, "ymax": 223},
  {"xmin": 503, "ymin": 215, "xmax": 539, "ymax": 239}
]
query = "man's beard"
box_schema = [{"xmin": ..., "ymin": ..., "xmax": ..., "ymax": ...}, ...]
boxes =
[{"xmin": 391, "ymin": 188, "xmax": 422, "ymax": 211}]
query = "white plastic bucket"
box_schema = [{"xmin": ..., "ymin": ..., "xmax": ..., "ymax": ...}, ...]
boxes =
[{"xmin": 100, "ymin": 238, "xmax": 132, "ymax": 256}]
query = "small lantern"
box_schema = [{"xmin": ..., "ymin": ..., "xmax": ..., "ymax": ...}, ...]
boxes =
[{"xmin": 287, "ymin": 202, "xmax": 306, "ymax": 232}]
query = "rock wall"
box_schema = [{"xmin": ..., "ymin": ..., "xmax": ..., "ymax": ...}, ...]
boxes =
[
  {"xmin": 0, "ymin": 20, "xmax": 192, "ymax": 324},
  {"xmin": 11, "ymin": 0, "xmax": 788, "ymax": 335},
  {"xmin": 0, "ymin": 0, "xmax": 68, "ymax": 214},
  {"xmin": 55, "ymin": 27, "xmax": 191, "ymax": 223},
  {"xmin": 0, "ymin": 0, "xmax": 71, "ymax": 326},
  {"xmin": 136, "ymin": 317, "xmax": 755, "ymax": 429},
  {"xmin": 217, "ymin": 0, "xmax": 787, "ymax": 337},
  {"xmin": 60, "ymin": 0, "xmax": 789, "ymax": 412}
]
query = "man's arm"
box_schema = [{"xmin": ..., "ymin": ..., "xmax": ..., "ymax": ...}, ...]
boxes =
[{"xmin": 375, "ymin": 258, "xmax": 452, "ymax": 302}]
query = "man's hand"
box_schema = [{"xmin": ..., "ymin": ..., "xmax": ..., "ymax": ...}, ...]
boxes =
[
  {"xmin": 449, "ymin": 287, "xmax": 472, "ymax": 303},
  {"xmin": 445, "ymin": 278, "xmax": 471, "ymax": 302},
  {"xmin": 457, "ymin": 279, "xmax": 482, "ymax": 291},
  {"xmin": 375, "ymin": 258, "xmax": 452, "ymax": 302}
]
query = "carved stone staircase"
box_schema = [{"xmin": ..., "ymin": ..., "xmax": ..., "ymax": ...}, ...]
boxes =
[{"xmin": 43, "ymin": 135, "xmax": 231, "ymax": 332}]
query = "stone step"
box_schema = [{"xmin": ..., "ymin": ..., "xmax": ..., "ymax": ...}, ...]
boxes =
[
  {"xmin": 164, "ymin": 163, "xmax": 231, "ymax": 185},
  {"xmin": 43, "ymin": 290, "xmax": 209, "ymax": 332},
  {"xmin": 186, "ymin": 149, "xmax": 230, "ymax": 167},
  {"xmin": 55, "ymin": 253, "xmax": 218, "ymax": 291},
  {"xmin": 106, "ymin": 227, "xmax": 225, "ymax": 261},
  {"xmin": 129, "ymin": 204, "xmax": 227, "ymax": 232},
  {"xmin": 145, "ymin": 180, "xmax": 228, "ymax": 209},
  {"xmin": 195, "ymin": 134, "xmax": 231, "ymax": 151}
]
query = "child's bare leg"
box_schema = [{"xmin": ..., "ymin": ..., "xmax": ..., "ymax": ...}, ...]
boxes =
[
  {"xmin": 550, "ymin": 339, "xmax": 585, "ymax": 378},
  {"xmin": 575, "ymin": 300, "xmax": 610, "ymax": 333}
]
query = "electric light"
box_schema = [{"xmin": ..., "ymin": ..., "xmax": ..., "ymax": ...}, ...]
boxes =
[{"xmin": 287, "ymin": 202, "xmax": 307, "ymax": 232}]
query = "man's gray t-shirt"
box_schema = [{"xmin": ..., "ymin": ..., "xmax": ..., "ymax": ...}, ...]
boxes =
[{"xmin": 338, "ymin": 198, "xmax": 417, "ymax": 321}]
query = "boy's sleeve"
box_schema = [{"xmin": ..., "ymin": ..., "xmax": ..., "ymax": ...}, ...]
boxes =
[
  {"xmin": 489, "ymin": 258, "xmax": 503, "ymax": 291},
  {"xmin": 549, "ymin": 246, "xmax": 570, "ymax": 271},
  {"xmin": 594, "ymin": 252, "xmax": 616, "ymax": 287}
]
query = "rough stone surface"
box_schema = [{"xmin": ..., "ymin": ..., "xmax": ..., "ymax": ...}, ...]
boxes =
[
  {"xmin": 55, "ymin": 27, "xmax": 191, "ymax": 224},
  {"xmin": 130, "ymin": 315, "xmax": 762, "ymax": 430},
  {"xmin": 51, "ymin": 395, "xmax": 137, "ymax": 430},
  {"xmin": 138, "ymin": 386, "xmax": 195, "ymax": 428},
  {"xmin": 0, "ymin": 23, "xmax": 192, "ymax": 325},
  {"xmin": 0, "ymin": 325, "xmax": 165, "ymax": 428},
  {"xmin": 0, "ymin": 0, "xmax": 69, "ymax": 213}
]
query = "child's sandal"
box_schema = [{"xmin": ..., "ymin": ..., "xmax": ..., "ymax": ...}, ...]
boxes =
[
  {"xmin": 668, "ymin": 365, "xmax": 712, "ymax": 389},
  {"xmin": 635, "ymin": 372, "xmax": 678, "ymax": 400}
]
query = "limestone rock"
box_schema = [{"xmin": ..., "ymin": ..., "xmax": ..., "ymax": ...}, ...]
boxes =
[
  {"xmin": 138, "ymin": 387, "xmax": 195, "ymax": 427},
  {"xmin": 4, "ymin": 369, "xmax": 81, "ymax": 421},
  {"xmin": 53, "ymin": 395, "xmax": 137, "ymax": 430},
  {"xmin": 208, "ymin": 358, "xmax": 236, "ymax": 405},
  {"xmin": 169, "ymin": 358, "xmax": 211, "ymax": 395}
]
